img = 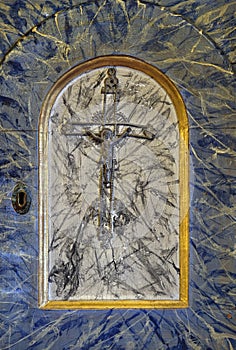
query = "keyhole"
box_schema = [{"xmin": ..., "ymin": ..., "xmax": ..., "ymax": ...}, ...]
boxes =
[
  {"xmin": 18, "ymin": 190, "xmax": 27, "ymax": 208},
  {"xmin": 12, "ymin": 183, "xmax": 31, "ymax": 214}
]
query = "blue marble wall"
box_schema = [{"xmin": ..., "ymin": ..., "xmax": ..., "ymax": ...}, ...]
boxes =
[{"xmin": 0, "ymin": 0, "xmax": 235, "ymax": 349}]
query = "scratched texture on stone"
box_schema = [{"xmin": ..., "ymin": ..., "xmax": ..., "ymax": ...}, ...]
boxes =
[
  {"xmin": 47, "ymin": 66, "xmax": 180, "ymax": 301},
  {"xmin": 0, "ymin": 0, "xmax": 235, "ymax": 349}
]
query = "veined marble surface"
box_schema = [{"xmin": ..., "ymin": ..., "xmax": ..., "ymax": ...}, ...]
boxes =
[
  {"xmin": 0, "ymin": 0, "xmax": 235, "ymax": 349},
  {"xmin": 46, "ymin": 65, "xmax": 180, "ymax": 301}
]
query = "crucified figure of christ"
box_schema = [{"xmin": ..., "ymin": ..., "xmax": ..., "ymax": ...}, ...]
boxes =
[
  {"xmin": 85, "ymin": 125, "xmax": 155, "ymax": 239},
  {"xmin": 62, "ymin": 67, "xmax": 155, "ymax": 239},
  {"xmin": 86, "ymin": 126, "xmax": 132, "ymax": 188}
]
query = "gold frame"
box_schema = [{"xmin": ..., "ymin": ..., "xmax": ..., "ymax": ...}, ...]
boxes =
[{"xmin": 39, "ymin": 55, "xmax": 189, "ymax": 309}]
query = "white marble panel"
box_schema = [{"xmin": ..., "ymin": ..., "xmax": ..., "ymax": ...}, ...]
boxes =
[{"xmin": 46, "ymin": 65, "xmax": 180, "ymax": 301}]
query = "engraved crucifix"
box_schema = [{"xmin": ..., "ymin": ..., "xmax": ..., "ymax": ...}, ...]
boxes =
[{"xmin": 63, "ymin": 67, "xmax": 155, "ymax": 239}]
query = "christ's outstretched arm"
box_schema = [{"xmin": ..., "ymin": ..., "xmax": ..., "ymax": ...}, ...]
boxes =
[{"xmin": 86, "ymin": 130, "xmax": 103, "ymax": 143}]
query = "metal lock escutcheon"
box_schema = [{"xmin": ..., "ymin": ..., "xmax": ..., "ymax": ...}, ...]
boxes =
[{"xmin": 12, "ymin": 182, "xmax": 31, "ymax": 214}]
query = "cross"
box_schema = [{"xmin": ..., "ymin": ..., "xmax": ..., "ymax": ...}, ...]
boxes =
[{"xmin": 62, "ymin": 67, "xmax": 155, "ymax": 240}]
